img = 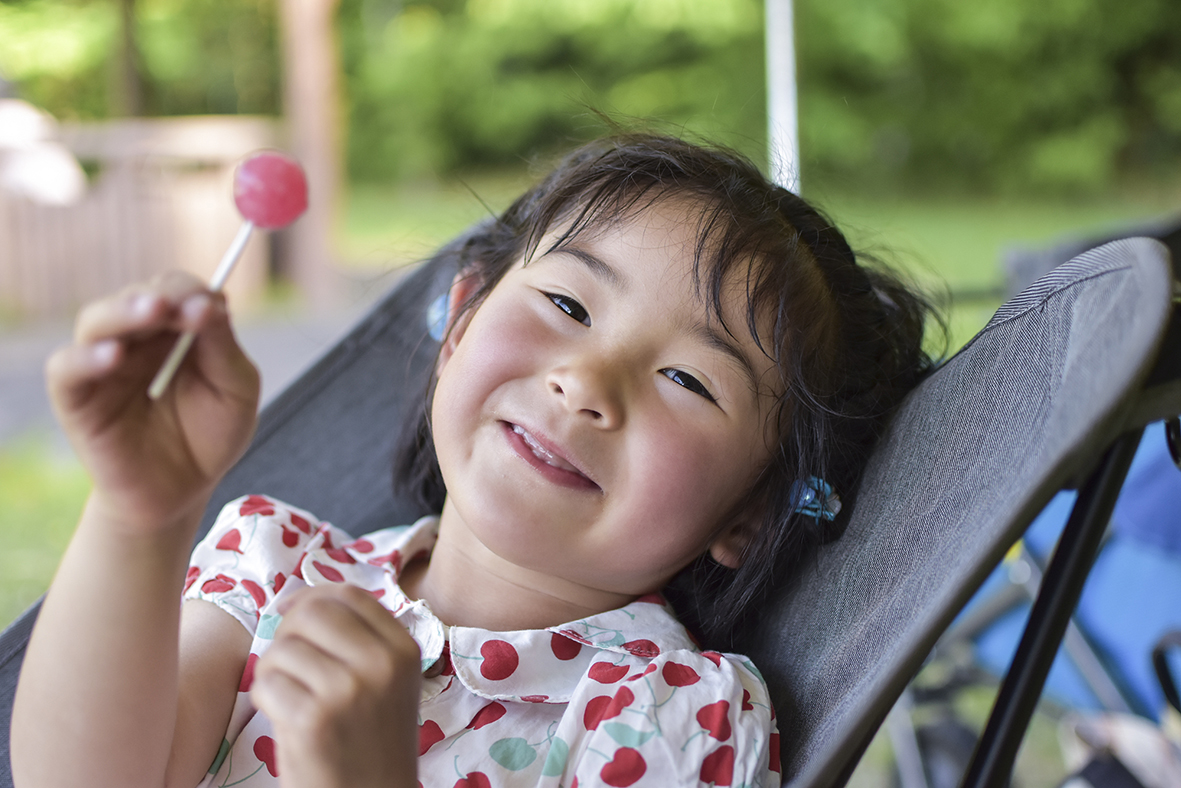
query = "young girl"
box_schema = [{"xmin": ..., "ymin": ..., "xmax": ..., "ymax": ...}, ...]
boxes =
[{"xmin": 12, "ymin": 135, "xmax": 936, "ymax": 788}]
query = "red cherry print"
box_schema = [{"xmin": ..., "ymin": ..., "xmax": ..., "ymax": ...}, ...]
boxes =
[
  {"xmin": 769, "ymin": 732, "xmax": 781, "ymax": 773},
  {"xmin": 348, "ymin": 537, "xmax": 374, "ymax": 553},
  {"xmin": 696, "ymin": 700, "xmax": 732, "ymax": 741},
  {"xmin": 626, "ymin": 663, "xmax": 658, "ymax": 682},
  {"xmin": 418, "ymin": 719, "xmax": 445, "ymax": 755},
  {"xmin": 701, "ymin": 651, "xmax": 724, "ymax": 667},
  {"xmin": 583, "ymin": 687, "xmax": 635, "ymax": 730},
  {"xmin": 521, "ymin": 694, "xmax": 548, "ymax": 703},
  {"xmin": 366, "ymin": 587, "xmax": 386, "ymax": 600},
  {"xmin": 466, "ymin": 701, "xmax": 506, "ymax": 730},
  {"xmin": 273, "ymin": 572, "xmax": 287, "ymax": 593},
  {"xmin": 241, "ymin": 579, "xmax": 267, "ymax": 609},
  {"xmin": 321, "ymin": 531, "xmax": 335, "ymax": 550},
  {"xmin": 239, "ymin": 652, "xmax": 259, "ymax": 692},
  {"xmin": 584, "ymin": 696, "xmax": 612, "ymax": 730},
  {"xmin": 622, "ymin": 639, "xmax": 660, "ymax": 657},
  {"xmin": 233, "ymin": 152, "xmax": 308, "ymax": 230},
  {"xmin": 589, "ymin": 662, "xmax": 629, "ymax": 683},
  {"xmin": 215, "ymin": 529, "xmax": 244, "ymax": 553},
  {"xmin": 292, "ymin": 559, "xmax": 304, "ymax": 580},
  {"xmin": 635, "ymin": 592, "xmax": 664, "ymax": 604},
  {"xmin": 452, "ymin": 773, "xmax": 491, "ymax": 788},
  {"xmin": 367, "ymin": 549, "xmax": 402, "ymax": 571},
  {"xmin": 239, "ymin": 495, "xmax": 274, "ymax": 517},
  {"xmin": 741, "ymin": 689, "xmax": 753, "ymax": 711},
  {"xmin": 661, "ymin": 662, "xmax": 701, "ymax": 687},
  {"xmin": 183, "ymin": 566, "xmax": 201, "ymax": 594},
  {"xmin": 550, "ymin": 632, "xmax": 582, "ymax": 661},
  {"xmin": 253, "ymin": 735, "xmax": 279, "ymax": 777},
  {"xmin": 479, "ymin": 640, "xmax": 519, "ymax": 680},
  {"xmin": 699, "ymin": 745, "xmax": 735, "ymax": 786},
  {"xmin": 280, "ymin": 524, "xmax": 299, "ymax": 547},
  {"xmin": 312, "ymin": 560, "xmax": 344, "ymax": 582},
  {"xmin": 201, "ymin": 574, "xmax": 237, "ymax": 594},
  {"xmin": 290, "ymin": 512, "xmax": 311, "ymax": 533},
  {"xmin": 600, "ymin": 747, "xmax": 646, "ymax": 787},
  {"xmin": 325, "ymin": 546, "xmax": 357, "ymax": 564}
]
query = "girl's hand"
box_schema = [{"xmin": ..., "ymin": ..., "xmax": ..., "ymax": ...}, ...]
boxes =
[
  {"xmin": 251, "ymin": 584, "xmax": 422, "ymax": 788},
  {"xmin": 46, "ymin": 272, "xmax": 260, "ymax": 534}
]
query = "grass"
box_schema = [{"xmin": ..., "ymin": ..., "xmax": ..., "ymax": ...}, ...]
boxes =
[{"xmin": 0, "ymin": 434, "xmax": 89, "ymax": 626}]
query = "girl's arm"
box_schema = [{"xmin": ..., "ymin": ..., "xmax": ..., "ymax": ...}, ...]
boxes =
[{"xmin": 11, "ymin": 273, "xmax": 260, "ymax": 788}]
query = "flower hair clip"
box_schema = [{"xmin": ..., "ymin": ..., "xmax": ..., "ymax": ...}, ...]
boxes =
[{"xmin": 791, "ymin": 476, "xmax": 842, "ymax": 521}]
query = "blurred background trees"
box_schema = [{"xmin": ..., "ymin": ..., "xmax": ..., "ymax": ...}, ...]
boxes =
[{"xmin": 2, "ymin": 0, "xmax": 1179, "ymax": 196}]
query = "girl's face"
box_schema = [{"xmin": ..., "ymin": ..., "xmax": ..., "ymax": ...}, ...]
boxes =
[{"xmin": 431, "ymin": 198, "xmax": 780, "ymax": 600}]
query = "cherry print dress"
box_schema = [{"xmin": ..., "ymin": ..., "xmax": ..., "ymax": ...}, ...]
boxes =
[{"xmin": 185, "ymin": 495, "xmax": 781, "ymax": 788}]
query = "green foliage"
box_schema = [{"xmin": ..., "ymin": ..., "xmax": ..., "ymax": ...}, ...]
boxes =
[
  {"xmin": 2, "ymin": 0, "xmax": 1180, "ymax": 192},
  {"xmin": 0, "ymin": 0, "xmax": 278, "ymax": 119},
  {"xmin": 0, "ymin": 0, "xmax": 117, "ymax": 119},
  {"xmin": 137, "ymin": 0, "xmax": 278, "ymax": 115},
  {"xmin": 341, "ymin": 0, "xmax": 767, "ymax": 181},
  {"xmin": 796, "ymin": 0, "xmax": 1181, "ymax": 193}
]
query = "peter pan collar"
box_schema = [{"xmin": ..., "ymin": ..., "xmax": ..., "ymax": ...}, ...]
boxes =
[{"xmin": 296, "ymin": 515, "xmax": 699, "ymax": 704}]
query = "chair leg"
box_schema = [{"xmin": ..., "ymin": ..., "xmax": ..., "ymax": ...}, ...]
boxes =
[{"xmin": 959, "ymin": 429, "xmax": 1143, "ymax": 788}]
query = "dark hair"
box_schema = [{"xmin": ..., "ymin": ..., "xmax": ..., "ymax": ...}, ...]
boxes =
[{"xmin": 395, "ymin": 134, "xmax": 941, "ymax": 646}]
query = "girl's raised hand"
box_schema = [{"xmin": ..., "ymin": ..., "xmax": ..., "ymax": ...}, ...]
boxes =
[
  {"xmin": 251, "ymin": 584, "xmax": 422, "ymax": 788},
  {"xmin": 46, "ymin": 272, "xmax": 260, "ymax": 535}
]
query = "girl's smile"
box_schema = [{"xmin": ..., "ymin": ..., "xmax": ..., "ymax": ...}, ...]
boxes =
[
  {"xmin": 502, "ymin": 421, "xmax": 600, "ymax": 491},
  {"xmin": 419, "ymin": 197, "xmax": 781, "ymax": 629}
]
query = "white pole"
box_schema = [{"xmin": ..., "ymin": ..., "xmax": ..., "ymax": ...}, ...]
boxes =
[{"xmin": 765, "ymin": 0, "xmax": 800, "ymax": 193}]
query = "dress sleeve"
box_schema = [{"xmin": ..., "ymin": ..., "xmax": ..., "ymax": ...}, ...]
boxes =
[
  {"xmin": 566, "ymin": 649, "xmax": 781, "ymax": 787},
  {"xmin": 183, "ymin": 494, "xmax": 330, "ymax": 635}
]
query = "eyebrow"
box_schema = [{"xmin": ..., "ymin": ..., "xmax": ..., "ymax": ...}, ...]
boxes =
[
  {"xmin": 692, "ymin": 322, "xmax": 761, "ymax": 393},
  {"xmin": 548, "ymin": 244, "xmax": 627, "ymax": 291}
]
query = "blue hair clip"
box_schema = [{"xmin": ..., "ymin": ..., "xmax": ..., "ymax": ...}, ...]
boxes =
[
  {"xmin": 427, "ymin": 291, "xmax": 449, "ymax": 342},
  {"xmin": 791, "ymin": 476, "xmax": 842, "ymax": 521}
]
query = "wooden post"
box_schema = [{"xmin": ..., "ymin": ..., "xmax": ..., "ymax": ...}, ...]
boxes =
[{"xmin": 278, "ymin": 0, "xmax": 342, "ymax": 311}]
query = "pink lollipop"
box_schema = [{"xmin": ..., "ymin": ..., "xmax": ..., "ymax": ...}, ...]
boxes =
[
  {"xmin": 148, "ymin": 151, "xmax": 308, "ymax": 399},
  {"xmin": 234, "ymin": 152, "xmax": 308, "ymax": 229}
]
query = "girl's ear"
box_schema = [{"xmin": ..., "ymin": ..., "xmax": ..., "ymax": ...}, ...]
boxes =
[
  {"xmin": 707, "ymin": 517, "xmax": 758, "ymax": 569},
  {"xmin": 437, "ymin": 271, "xmax": 481, "ymax": 368}
]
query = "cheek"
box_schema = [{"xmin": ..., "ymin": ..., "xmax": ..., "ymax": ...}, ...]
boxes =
[{"xmin": 615, "ymin": 424, "xmax": 755, "ymax": 560}]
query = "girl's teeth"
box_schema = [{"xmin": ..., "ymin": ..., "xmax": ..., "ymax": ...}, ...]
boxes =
[{"xmin": 513, "ymin": 424, "xmax": 580, "ymax": 473}]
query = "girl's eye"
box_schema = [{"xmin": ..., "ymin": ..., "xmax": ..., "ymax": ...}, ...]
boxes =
[
  {"xmin": 545, "ymin": 292, "xmax": 590, "ymax": 326},
  {"xmin": 661, "ymin": 369, "xmax": 717, "ymax": 403}
]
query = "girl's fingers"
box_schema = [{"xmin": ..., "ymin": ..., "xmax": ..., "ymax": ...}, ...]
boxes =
[
  {"xmin": 249, "ymin": 658, "xmax": 319, "ymax": 723},
  {"xmin": 270, "ymin": 586, "xmax": 418, "ymax": 677},
  {"xmin": 253, "ymin": 632, "xmax": 363, "ymax": 710},
  {"xmin": 45, "ymin": 340, "xmax": 123, "ymax": 411},
  {"xmin": 73, "ymin": 273, "xmax": 209, "ymax": 346},
  {"xmin": 185, "ymin": 295, "xmax": 260, "ymax": 402}
]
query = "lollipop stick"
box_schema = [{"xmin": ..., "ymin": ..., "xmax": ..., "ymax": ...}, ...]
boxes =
[{"xmin": 147, "ymin": 220, "xmax": 255, "ymax": 400}]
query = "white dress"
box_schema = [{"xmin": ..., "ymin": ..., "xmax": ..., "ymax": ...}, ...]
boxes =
[{"xmin": 184, "ymin": 495, "xmax": 781, "ymax": 787}]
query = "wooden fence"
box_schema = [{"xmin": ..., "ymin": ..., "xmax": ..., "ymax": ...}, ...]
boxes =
[{"xmin": 0, "ymin": 116, "xmax": 279, "ymax": 320}]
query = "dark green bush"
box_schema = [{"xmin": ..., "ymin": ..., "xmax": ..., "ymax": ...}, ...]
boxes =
[{"xmin": 4, "ymin": 0, "xmax": 1179, "ymax": 193}]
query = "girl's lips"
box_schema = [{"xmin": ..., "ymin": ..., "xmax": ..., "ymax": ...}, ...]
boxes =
[{"xmin": 502, "ymin": 422, "xmax": 600, "ymax": 492}]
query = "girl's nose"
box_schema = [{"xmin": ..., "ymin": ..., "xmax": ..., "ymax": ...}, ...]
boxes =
[{"xmin": 546, "ymin": 361, "xmax": 624, "ymax": 429}]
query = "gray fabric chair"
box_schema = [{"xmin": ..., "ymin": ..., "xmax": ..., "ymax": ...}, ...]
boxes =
[{"xmin": 1, "ymin": 235, "xmax": 1176, "ymax": 787}]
